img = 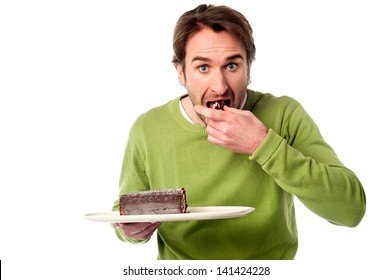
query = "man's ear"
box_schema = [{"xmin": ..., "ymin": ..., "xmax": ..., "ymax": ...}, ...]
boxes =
[
  {"xmin": 247, "ymin": 63, "xmax": 252, "ymax": 85},
  {"xmin": 176, "ymin": 64, "xmax": 186, "ymax": 86}
]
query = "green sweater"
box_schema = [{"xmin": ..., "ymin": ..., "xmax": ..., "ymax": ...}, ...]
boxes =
[{"xmin": 112, "ymin": 90, "xmax": 366, "ymax": 260}]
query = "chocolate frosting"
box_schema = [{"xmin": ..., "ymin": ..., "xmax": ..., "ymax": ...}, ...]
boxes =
[{"xmin": 119, "ymin": 188, "xmax": 188, "ymax": 215}]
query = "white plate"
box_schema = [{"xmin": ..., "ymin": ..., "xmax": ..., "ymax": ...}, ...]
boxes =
[{"xmin": 84, "ymin": 206, "xmax": 255, "ymax": 222}]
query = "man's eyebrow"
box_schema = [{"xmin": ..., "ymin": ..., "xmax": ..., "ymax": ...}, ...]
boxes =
[
  {"xmin": 227, "ymin": 54, "xmax": 244, "ymax": 61},
  {"xmin": 191, "ymin": 54, "xmax": 244, "ymax": 64},
  {"xmin": 191, "ymin": 56, "xmax": 211, "ymax": 63}
]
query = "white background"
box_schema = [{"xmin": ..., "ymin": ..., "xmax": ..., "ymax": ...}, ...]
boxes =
[{"xmin": 1, "ymin": 0, "xmax": 390, "ymax": 279}]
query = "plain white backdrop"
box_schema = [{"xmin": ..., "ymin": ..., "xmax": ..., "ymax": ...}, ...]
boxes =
[{"xmin": 1, "ymin": 0, "xmax": 390, "ymax": 279}]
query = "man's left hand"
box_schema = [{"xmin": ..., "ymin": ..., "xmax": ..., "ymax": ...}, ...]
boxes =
[{"xmin": 194, "ymin": 105, "xmax": 269, "ymax": 154}]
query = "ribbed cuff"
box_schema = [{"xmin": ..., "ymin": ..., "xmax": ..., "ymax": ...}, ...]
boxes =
[{"xmin": 248, "ymin": 129, "xmax": 283, "ymax": 166}]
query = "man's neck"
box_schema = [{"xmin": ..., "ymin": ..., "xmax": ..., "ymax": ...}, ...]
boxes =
[{"xmin": 179, "ymin": 96, "xmax": 205, "ymax": 125}]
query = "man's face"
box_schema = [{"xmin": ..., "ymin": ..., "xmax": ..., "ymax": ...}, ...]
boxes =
[{"xmin": 177, "ymin": 27, "xmax": 250, "ymax": 113}]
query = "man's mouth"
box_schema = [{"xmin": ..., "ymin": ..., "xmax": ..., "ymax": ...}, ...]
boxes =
[{"xmin": 207, "ymin": 100, "xmax": 231, "ymax": 110}]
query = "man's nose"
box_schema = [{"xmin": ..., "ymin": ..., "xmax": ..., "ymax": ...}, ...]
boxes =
[{"xmin": 210, "ymin": 70, "xmax": 228, "ymax": 95}]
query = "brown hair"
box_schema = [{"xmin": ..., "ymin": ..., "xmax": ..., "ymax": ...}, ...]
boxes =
[{"xmin": 172, "ymin": 4, "xmax": 256, "ymax": 68}]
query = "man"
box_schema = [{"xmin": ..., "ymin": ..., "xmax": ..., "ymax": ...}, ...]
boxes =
[{"xmin": 112, "ymin": 4, "xmax": 366, "ymax": 259}]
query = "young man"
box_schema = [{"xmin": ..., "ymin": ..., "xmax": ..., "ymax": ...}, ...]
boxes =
[{"xmin": 112, "ymin": 4, "xmax": 366, "ymax": 259}]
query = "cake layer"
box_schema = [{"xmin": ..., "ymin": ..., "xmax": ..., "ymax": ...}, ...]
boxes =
[{"xmin": 119, "ymin": 188, "xmax": 188, "ymax": 215}]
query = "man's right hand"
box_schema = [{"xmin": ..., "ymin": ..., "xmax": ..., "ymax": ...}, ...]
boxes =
[{"xmin": 113, "ymin": 222, "xmax": 162, "ymax": 240}]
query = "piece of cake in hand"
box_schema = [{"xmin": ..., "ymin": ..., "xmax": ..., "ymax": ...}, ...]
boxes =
[
  {"xmin": 119, "ymin": 188, "xmax": 188, "ymax": 215},
  {"xmin": 212, "ymin": 100, "xmax": 227, "ymax": 110}
]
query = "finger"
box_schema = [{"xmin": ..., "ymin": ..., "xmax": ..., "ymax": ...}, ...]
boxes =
[
  {"xmin": 194, "ymin": 105, "xmax": 224, "ymax": 120},
  {"xmin": 121, "ymin": 222, "xmax": 161, "ymax": 240},
  {"xmin": 206, "ymin": 133, "xmax": 226, "ymax": 147},
  {"xmin": 206, "ymin": 123, "xmax": 227, "ymax": 139},
  {"xmin": 131, "ymin": 222, "xmax": 162, "ymax": 240},
  {"xmin": 194, "ymin": 105, "xmax": 209, "ymax": 117},
  {"xmin": 221, "ymin": 105, "xmax": 238, "ymax": 113},
  {"xmin": 112, "ymin": 223, "xmax": 123, "ymax": 229},
  {"xmin": 146, "ymin": 222, "xmax": 162, "ymax": 233},
  {"xmin": 122, "ymin": 222, "xmax": 153, "ymax": 235},
  {"xmin": 222, "ymin": 105, "xmax": 248, "ymax": 115}
]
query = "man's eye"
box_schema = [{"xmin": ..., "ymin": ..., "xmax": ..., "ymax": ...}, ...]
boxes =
[
  {"xmin": 226, "ymin": 63, "xmax": 238, "ymax": 71},
  {"xmin": 199, "ymin": 65, "xmax": 208, "ymax": 73}
]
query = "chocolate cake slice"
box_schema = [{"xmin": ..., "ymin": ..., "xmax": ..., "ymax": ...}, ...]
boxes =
[{"xmin": 119, "ymin": 188, "xmax": 188, "ymax": 215}]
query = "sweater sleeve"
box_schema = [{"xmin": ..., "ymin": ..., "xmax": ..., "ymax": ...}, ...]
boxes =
[
  {"xmin": 112, "ymin": 121, "xmax": 151, "ymax": 244},
  {"xmin": 249, "ymin": 102, "xmax": 366, "ymax": 227}
]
